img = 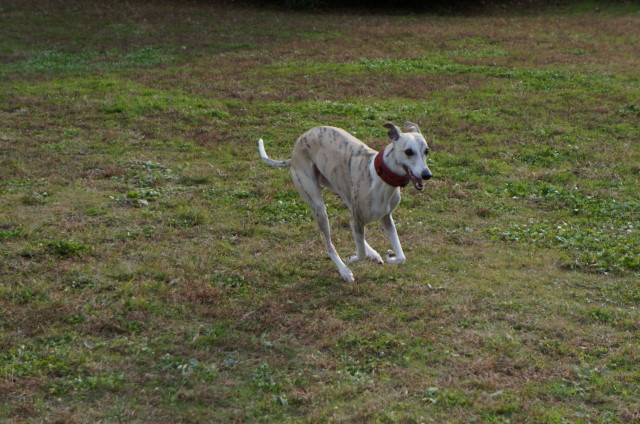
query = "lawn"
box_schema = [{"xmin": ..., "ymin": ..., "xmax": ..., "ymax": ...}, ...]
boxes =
[{"xmin": 1, "ymin": 1, "xmax": 639, "ymax": 422}]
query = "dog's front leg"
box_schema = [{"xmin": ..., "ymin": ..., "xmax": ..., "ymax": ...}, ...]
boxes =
[
  {"xmin": 380, "ymin": 214, "xmax": 406, "ymax": 264},
  {"xmin": 348, "ymin": 218, "xmax": 384, "ymax": 264},
  {"xmin": 348, "ymin": 218, "xmax": 367, "ymax": 264}
]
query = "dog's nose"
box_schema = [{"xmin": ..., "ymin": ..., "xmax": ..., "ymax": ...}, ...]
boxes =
[{"xmin": 422, "ymin": 170, "xmax": 433, "ymax": 180}]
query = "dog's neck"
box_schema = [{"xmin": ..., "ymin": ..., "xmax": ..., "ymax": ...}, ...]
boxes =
[{"xmin": 374, "ymin": 147, "xmax": 410, "ymax": 188}]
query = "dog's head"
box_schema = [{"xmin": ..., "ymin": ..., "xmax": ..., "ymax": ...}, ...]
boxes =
[{"xmin": 383, "ymin": 122, "xmax": 432, "ymax": 190}]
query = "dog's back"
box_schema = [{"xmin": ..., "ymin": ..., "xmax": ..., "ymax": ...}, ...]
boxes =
[{"xmin": 291, "ymin": 126, "xmax": 376, "ymax": 204}]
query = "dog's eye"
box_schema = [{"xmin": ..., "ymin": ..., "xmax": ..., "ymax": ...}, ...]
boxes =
[{"xmin": 404, "ymin": 149, "xmax": 414, "ymax": 157}]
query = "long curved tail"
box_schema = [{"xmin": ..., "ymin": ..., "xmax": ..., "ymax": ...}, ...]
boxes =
[{"xmin": 258, "ymin": 139, "xmax": 291, "ymax": 168}]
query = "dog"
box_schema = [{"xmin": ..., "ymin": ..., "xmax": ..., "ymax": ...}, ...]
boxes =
[{"xmin": 258, "ymin": 122, "xmax": 432, "ymax": 282}]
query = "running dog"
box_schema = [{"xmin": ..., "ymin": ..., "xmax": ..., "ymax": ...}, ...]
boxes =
[{"xmin": 258, "ymin": 122, "xmax": 432, "ymax": 282}]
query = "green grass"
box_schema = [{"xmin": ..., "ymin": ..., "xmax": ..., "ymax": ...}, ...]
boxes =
[
  {"xmin": 1, "ymin": 1, "xmax": 639, "ymax": 422},
  {"xmin": 0, "ymin": 46, "xmax": 178, "ymax": 76}
]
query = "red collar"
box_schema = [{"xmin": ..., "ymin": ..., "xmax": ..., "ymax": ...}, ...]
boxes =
[{"xmin": 374, "ymin": 148, "xmax": 410, "ymax": 188}]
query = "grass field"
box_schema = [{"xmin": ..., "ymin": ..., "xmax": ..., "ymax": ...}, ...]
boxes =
[{"xmin": 1, "ymin": 1, "xmax": 639, "ymax": 422}]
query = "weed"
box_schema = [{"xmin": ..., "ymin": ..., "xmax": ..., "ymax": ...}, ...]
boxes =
[
  {"xmin": 19, "ymin": 191, "xmax": 50, "ymax": 205},
  {"xmin": 336, "ymin": 333, "xmax": 408, "ymax": 377},
  {"xmin": 258, "ymin": 190, "xmax": 312, "ymax": 224},
  {"xmin": 252, "ymin": 363, "xmax": 281, "ymax": 393},
  {"xmin": 171, "ymin": 207, "xmax": 206, "ymax": 228},
  {"xmin": 1, "ymin": 340, "xmax": 82, "ymax": 379},
  {"xmin": 517, "ymin": 147, "xmax": 574, "ymax": 166},
  {"xmin": 121, "ymin": 161, "xmax": 176, "ymax": 188},
  {"xmin": 43, "ymin": 239, "xmax": 91, "ymax": 258},
  {"xmin": 62, "ymin": 274, "xmax": 96, "ymax": 290},
  {"xmin": 160, "ymin": 353, "xmax": 214, "ymax": 380},
  {"xmin": 9, "ymin": 285, "xmax": 50, "ymax": 305},
  {"xmin": 619, "ymin": 104, "xmax": 639, "ymax": 115},
  {"xmin": 49, "ymin": 372, "xmax": 126, "ymax": 395},
  {"xmin": 0, "ymin": 226, "xmax": 24, "ymax": 241},
  {"xmin": 423, "ymin": 387, "xmax": 469, "ymax": 407}
]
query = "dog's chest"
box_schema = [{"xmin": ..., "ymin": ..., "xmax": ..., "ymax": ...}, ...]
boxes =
[{"xmin": 353, "ymin": 182, "xmax": 400, "ymax": 223}]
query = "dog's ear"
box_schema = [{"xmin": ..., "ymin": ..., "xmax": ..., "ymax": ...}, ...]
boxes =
[
  {"xmin": 383, "ymin": 123, "xmax": 401, "ymax": 141},
  {"xmin": 404, "ymin": 121, "xmax": 421, "ymax": 134}
]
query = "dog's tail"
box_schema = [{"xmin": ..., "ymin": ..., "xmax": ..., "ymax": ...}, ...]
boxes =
[{"xmin": 258, "ymin": 139, "xmax": 291, "ymax": 168}]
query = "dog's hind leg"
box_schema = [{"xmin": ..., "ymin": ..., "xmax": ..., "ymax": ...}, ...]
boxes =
[
  {"xmin": 292, "ymin": 169, "xmax": 355, "ymax": 283},
  {"xmin": 380, "ymin": 214, "xmax": 406, "ymax": 264}
]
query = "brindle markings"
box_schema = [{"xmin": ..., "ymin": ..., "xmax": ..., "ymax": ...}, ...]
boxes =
[{"xmin": 258, "ymin": 122, "xmax": 432, "ymax": 282}]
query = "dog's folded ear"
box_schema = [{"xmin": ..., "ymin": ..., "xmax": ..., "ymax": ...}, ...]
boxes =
[
  {"xmin": 383, "ymin": 123, "xmax": 401, "ymax": 141},
  {"xmin": 404, "ymin": 122, "xmax": 421, "ymax": 134}
]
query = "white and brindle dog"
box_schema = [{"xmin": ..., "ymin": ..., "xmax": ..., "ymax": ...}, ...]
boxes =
[{"xmin": 258, "ymin": 122, "xmax": 432, "ymax": 282}]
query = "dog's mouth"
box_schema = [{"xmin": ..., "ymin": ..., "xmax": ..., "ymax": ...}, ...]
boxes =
[{"xmin": 403, "ymin": 166, "xmax": 424, "ymax": 191}]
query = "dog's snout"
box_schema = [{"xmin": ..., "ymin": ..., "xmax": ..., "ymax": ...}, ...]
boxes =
[{"xmin": 422, "ymin": 170, "xmax": 433, "ymax": 180}]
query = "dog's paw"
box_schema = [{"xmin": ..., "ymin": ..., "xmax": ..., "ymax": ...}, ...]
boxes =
[
  {"xmin": 339, "ymin": 267, "xmax": 355, "ymax": 283},
  {"xmin": 366, "ymin": 249, "xmax": 384, "ymax": 264},
  {"xmin": 386, "ymin": 250, "xmax": 406, "ymax": 265},
  {"xmin": 348, "ymin": 254, "xmax": 364, "ymax": 264}
]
